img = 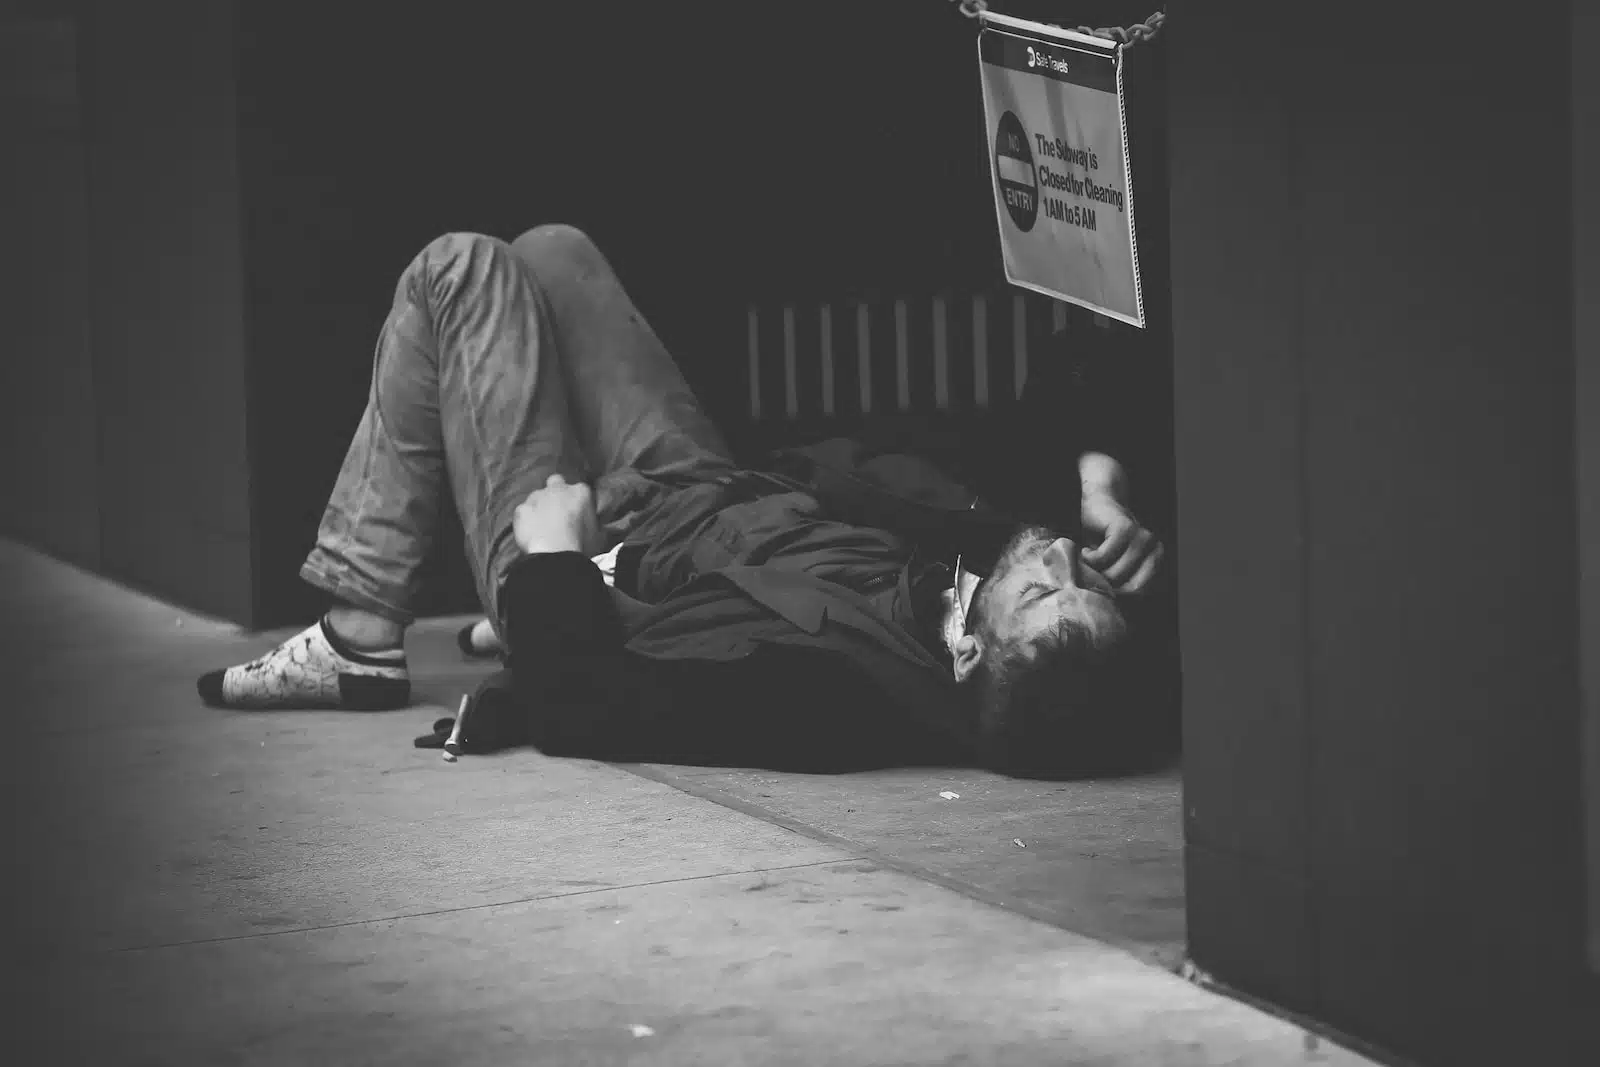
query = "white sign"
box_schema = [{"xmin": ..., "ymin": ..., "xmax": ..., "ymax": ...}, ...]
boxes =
[{"xmin": 978, "ymin": 13, "xmax": 1145, "ymax": 327}]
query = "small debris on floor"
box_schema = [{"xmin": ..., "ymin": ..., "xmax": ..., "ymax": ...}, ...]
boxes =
[
  {"xmin": 938, "ymin": 791, "xmax": 960, "ymax": 800},
  {"xmin": 1178, "ymin": 958, "xmax": 1218, "ymax": 987},
  {"xmin": 628, "ymin": 1024, "xmax": 655, "ymax": 1038}
]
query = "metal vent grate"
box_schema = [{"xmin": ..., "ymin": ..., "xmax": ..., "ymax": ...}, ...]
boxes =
[{"xmin": 743, "ymin": 291, "xmax": 1071, "ymax": 423}]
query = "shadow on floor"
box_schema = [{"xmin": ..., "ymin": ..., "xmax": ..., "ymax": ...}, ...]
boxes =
[
  {"xmin": 3, "ymin": 539, "xmax": 1399, "ymax": 1066},
  {"xmin": 13, "ymin": 536, "xmax": 1187, "ymax": 973},
  {"xmin": 405, "ymin": 620, "xmax": 1187, "ymax": 968},
  {"xmin": 622, "ymin": 760, "xmax": 1185, "ymax": 970}
]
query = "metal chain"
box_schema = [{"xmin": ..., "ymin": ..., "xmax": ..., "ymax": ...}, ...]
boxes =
[{"xmin": 948, "ymin": 1, "xmax": 1167, "ymax": 48}]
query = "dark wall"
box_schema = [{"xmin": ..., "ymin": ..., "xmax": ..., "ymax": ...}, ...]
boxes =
[
  {"xmin": 1170, "ymin": 2, "xmax": 1597, "ymax": 1064},
  {"xmin": 0, "ymin": 15, "xmax": 99, "ymax": 569},
  {"xmin": 78, "ymin": 0, "xmax": 254, "ymax": 621},
  {"xmin": 1, "ymin": 1, "xmax": 254, "ymax": 622},
  {"xmin": 1575, "ymin": 0, "xmax": 1600, "ymax": 977}
]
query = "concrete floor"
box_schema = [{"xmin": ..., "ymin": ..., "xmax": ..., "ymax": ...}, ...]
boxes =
[
  {"xmin": 624, "ymin": 764, "xmax": 1186, "ymax": 970},
  {"xmin": 4, "ymin": 539, "xmax": 1376, "ymax": 1066}
]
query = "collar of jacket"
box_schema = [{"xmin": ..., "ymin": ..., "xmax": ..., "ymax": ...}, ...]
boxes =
[{"xmin": 714, "ymin": 565, "xmax": 976, "ymax": 748}]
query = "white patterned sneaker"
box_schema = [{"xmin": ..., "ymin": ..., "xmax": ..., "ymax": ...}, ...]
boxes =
[{"xmin": 197, "ymin": 617, "xmax": 410, "ymax": 710}]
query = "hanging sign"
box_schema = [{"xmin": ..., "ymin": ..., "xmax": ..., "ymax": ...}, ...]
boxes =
[{"xmin": 977, "ymin": 12, "xmax": 1145, "ymax": 327}]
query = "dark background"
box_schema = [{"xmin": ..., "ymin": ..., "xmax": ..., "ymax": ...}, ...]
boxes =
[
  {"xmin": 0, "ymin": 0, "xmax": 1172, "ymax": 628},
  {"xmin": 2, "ymin": 3, "xmax": 1595, "ymax": 1067}
]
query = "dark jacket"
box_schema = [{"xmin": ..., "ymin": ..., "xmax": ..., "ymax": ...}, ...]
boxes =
[
  {"xmin": 449, "ymin": 436, "xmax": 1058, "ymax": 764},
  {"xmin": 436, "ymin": 340, "xmax": 1174, "ymax": 766}
]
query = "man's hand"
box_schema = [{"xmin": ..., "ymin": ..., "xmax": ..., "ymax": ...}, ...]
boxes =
[
  {"xmin": 1081, "ymin": 490, "xmax": 1164, "ymax": 596},
  {"xmin": 513, "ymin": 473, "xmax": 602, "ymax": 557}
]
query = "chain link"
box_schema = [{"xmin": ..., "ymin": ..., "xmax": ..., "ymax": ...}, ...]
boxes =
[{"xmin": 947, "ymin": 1, "xmax": 1166, "ymax": 48}]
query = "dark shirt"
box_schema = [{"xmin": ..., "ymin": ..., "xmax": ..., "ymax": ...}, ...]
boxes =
[
  {"xmin": 482, "ymin": 551, "xmax": 967, "ymax": 769},
  {"xmin": 446, "ymin": 344, "xmax": 1175, "ymax": 767},
  {"xmin": 454, "ymin": 424, "xmax": 1066, "ymax": 762}
]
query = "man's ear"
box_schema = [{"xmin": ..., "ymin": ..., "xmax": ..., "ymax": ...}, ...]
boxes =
[{"xmin": 952, "ymin": 633, "xmax": 985, "ymax": 683}]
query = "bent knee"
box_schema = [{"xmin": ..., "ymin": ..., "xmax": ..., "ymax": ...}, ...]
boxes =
[
  {"xmin": 418, "ymin": 231, "xmax": 511, "ymax": 268},
  {"xmin": 406, "ymin": 232, "xmax": 522, "ymax": 298},
  {"xmin": 510, "ymin": 223, "xmax": 606, "ymax": 273}
]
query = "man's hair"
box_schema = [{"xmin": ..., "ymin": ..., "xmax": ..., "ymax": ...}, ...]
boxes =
[{"xmin": 964, "ymin": 610, "xmax": 1143, "ymax": 773}]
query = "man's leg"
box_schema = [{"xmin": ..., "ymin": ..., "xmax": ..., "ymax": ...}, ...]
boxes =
[
  {"xmin": 456, "ymin": 224, "xmax": 737, "ymax": 656},
  {"xmin": 508, "ymin": 224, "xmax": 733, "ymax": 490},
  {"xmin": 200, "ymin": 232, "xmax": 588, "ymax": 707}
]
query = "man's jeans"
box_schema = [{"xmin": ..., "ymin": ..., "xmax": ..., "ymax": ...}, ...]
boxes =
[{"xmin": 300, "ymin": 225, "xmax": 736, "ymax": 631}]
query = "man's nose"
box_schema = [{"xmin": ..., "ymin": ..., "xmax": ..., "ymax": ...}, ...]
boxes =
[{"xmin": 1042, "ymin": 537, "xmax": 1082, "ymax": 588}]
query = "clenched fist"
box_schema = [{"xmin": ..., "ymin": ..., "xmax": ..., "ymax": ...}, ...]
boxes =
[
  {"xmin": 513, "ymin": 473, "xmax": 602, "ymax": 557},
  {"xmin": 1081, "ymin": 490, "xmax": 1164, "ymax": 596}
]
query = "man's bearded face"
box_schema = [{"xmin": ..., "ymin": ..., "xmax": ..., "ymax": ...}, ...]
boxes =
[{"xmin": 967, "ymin": 526, "xmax": 1126, "ymax": 657}]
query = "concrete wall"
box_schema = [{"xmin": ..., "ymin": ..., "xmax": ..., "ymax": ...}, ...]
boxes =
[
  {"xmin": 77, "ymin": 0, "xmax": 253, "ymax": 622},
  {"xmin": 1171, "ymin": 2, "xmax": 1597, "ymax": 1063},
  {"xmin": 1576, "ymin": 1, "xmax": 1600, "ymax": 976},
  {"xmin": 0, "ymin": 2, "xmax": 254, "ymax": 621},
  {"xmin": 0, "ymin": 14, "xmax": 100, "ymax": 569}
]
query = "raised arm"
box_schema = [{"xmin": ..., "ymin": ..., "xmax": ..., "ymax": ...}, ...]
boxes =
[{"xmin": 988, "ymin": 345, "xmax": 1166, "ymax": 595}]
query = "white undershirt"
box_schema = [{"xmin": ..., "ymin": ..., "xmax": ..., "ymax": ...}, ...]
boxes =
[{"xmin": 591, "ymin": 543, "xmax": 623, "ymax": 587}]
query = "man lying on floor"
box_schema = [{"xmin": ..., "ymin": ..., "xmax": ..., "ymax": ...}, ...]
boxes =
[{"xmin": 198, "ymin": 226, "xmax": 1168, "ymax": 773}]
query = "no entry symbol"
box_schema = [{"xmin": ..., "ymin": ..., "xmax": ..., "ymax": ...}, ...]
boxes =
[{"xmin": 993, "ymin": 110, "xmax": 1038, "ymax": 233}]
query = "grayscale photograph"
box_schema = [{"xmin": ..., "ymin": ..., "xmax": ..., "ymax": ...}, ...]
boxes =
[{"xmin": 2, "ymin": 2, "xmax": 1595, "ymax": 1065}]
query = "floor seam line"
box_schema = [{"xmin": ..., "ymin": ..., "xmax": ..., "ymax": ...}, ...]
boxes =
[
  {"xmin": 612, "ymin": 763, "xmax": 1185, "ymax": 972},
  {"xmin": 94, "ymin": 858, "xmax": 846, "ymax": 956}
]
